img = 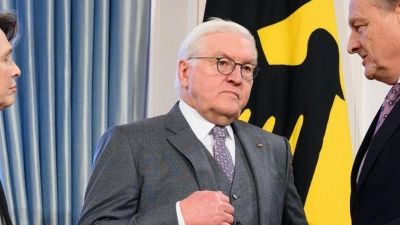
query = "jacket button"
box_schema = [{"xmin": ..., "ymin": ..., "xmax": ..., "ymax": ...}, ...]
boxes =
[
  {"xmin": 235, "ymin": 222, "xmax": 241, "ymax": 225},
  {"xmin": 232, "ymin": 193, "xmax": 238, "ymax": 199}
]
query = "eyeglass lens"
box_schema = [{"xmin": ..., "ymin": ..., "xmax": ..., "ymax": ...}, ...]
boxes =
[{"xmin": 217, "ymin": 57, "xmax": 257, "ymax": 80}]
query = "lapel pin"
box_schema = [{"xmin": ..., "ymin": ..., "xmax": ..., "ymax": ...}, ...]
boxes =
[{"xmin": 257, "ymin": 143, "xmax": 263, "ymax": 147}]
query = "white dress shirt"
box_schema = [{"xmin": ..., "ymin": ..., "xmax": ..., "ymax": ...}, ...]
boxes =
[{"xmin": 176, "ymin": 100, "xmax": 236, "ymax": 225}]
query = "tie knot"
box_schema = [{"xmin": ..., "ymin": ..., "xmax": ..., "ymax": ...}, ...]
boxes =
[
  {"xmin": 211, "ymin": 125, "xmax": 227, "ymax": 139},
  {"xmin": 386, "ymin": 83, "xmax": 400, "ymax": 101}
]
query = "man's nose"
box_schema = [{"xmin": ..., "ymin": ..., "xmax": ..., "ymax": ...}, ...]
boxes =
[
  {"xmin": 347, "ymin": 32, "xmax": 361, "ymax": 54},
  {"xmin": 228, "ymin": 64, "xmax": 243, "ymax": 83}
]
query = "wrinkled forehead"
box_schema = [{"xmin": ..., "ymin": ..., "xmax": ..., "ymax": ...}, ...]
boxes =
[
  {"xmin": 348, "ymin": 0, "xmax": 372, "ymax": 22},
  {"xmin": 201, "ymin": 33, "xmax": 256, "ymax": 61}
]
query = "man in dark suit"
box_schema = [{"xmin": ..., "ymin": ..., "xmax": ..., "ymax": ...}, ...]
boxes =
[
  {"xmin": 347, "ymin": 0, "xmax": 400, "ymax": 224},
  {"xmin": 0, "ymin": 10, "xmax": 21, "ymax": 225},
  {"xmin": 78, "ymin": 18, "xmax": 307, "ymax": 225}
]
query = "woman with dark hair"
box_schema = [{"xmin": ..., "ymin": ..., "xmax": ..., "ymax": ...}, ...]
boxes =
[{"xmin": 0, "ymin": 10, "xmax": 21, "ymax": 225}]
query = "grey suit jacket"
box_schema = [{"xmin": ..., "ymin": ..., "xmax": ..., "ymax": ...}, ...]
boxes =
[{"xmin": 78, "ymin": 103, "xmax": 307, "ymax": 225}]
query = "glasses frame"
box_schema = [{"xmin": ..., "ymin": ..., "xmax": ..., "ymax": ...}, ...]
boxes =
[{"xmin": 187, "ymin": 56, "xmax": 260, "ymax": 81}]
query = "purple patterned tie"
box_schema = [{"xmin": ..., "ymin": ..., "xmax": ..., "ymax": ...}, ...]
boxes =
[
  {"xmin": 210, "ymin": 125, "xmax": 234, "ymax": 182},
  {"xmin": 375, "ymin": 83, "xmax": 400, "ymax": 134}
]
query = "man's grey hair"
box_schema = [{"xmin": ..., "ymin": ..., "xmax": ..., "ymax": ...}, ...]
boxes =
[
  {"xmin": 174, "ymin": 17, "xmax": 257, "ymax": 93},
  {"xmin": 373, "ymin": 0, "xmax": 400, "ymax": 11}
]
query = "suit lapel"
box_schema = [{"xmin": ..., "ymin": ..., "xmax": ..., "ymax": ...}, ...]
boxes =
[
  {"xmin": 354, "ymin": 102, "xmax": 400, "ymax": 204},
  {"xmin": 350, "ymin": 109, "xmax": 378, "ymax": 208},
  {"xmin": 232, "ymin": 121, "xmax": 271, "ymax": 224},
  {"xmin": 165, "ymin": 103, "xmax": 218, "ymax": 191}
]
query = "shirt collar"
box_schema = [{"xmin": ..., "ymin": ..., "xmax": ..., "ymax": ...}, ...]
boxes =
[{"xmin": 179, "ymin": 100, "xmax": 234, "ymax": 140}]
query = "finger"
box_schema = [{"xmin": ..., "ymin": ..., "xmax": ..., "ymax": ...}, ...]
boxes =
[
  {"xmin": 222, "ymin": 202, "xmax": 234, "ymax": 215},
  {"xmin": 217, "ymin": 192, "xmax": 230, "ymax": 203},
  {"xmin": 222, "ymin": 212, "xmax": 234, "ymax": 224}
]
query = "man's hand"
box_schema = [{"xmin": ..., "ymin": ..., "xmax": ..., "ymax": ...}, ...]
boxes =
[{"xmin": 180, "ymin": 191, "xmax": 234, "ymax": 225}]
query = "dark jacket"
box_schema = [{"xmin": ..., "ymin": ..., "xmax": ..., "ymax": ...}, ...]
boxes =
[
  {"xmin": 351, "ymin": 101, "xmax": 400, "ymax": 225},
  {"xmin": 0, "ymin": 181, "xmax": 12, "ymax": 225}
]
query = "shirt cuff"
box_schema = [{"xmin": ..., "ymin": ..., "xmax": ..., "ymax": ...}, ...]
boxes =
[{"xmin": 176, "ymin": 201, "xmax": 186, "ymax": 225}]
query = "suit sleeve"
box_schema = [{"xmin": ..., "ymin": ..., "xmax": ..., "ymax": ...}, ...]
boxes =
[
  {"xmin": 77, "ymin": 126, "xmax": 178, "ymax": 225},
  {"xmin": 281, "ymin": 138, "xmax": 309, "ymax": 225}
]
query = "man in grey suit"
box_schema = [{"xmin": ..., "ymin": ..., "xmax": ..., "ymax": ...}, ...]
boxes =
[{"xmin": 78, "ymin": 18, "xmax": 307, "ymax": 225}]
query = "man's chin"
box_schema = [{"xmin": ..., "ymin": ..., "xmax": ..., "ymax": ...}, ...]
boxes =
[
  {"xmin": 364, "ymin": 70, "xmax": 375, "ymax": 81},
  {"xmin": 216, "ymin": 109, "xmax": 241, "ymax": 124},
  {"xmin": 364, "ymin": 69, "xmax": 396, "ymax": 84},
  {"xmin": 225, "ymin": 111, "xmax": 241, "ymax": 122}
]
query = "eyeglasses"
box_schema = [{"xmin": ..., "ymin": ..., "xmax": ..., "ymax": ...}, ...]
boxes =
[{"xmin": 187, "ymin": 56, "xmax": 260, "ymax": 81}]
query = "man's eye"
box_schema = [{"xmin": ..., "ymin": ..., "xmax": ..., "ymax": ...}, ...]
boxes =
[
  {"xmin": 355, "ymin": 25, "xmax": 365, "ymax": 34},
  {"xmin": 218, "ymin": 60, "xmax": 230, "ymax": 66},
  {"xmin": 243, "ymin": 65, "xmax": 253, "ymax": 72}
]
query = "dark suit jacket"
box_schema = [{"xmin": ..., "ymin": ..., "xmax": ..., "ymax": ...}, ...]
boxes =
[
  {"xmin": 351, "ymin": 101, "xmax": 400, "ymax": 225},
  {"xmin": 78, "ymin": 103, "xmax": 307, "ymax": 225},
  {"xmin": 0, "ymin": 181, "xmax": 12, "ymax": 225}
]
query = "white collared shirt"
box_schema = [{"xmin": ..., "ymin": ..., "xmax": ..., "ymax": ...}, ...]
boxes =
[
  {"xmin": 176, "ymin": 99, "xmax": 236, "ymax": 225},
  {"xmin": 178, "ymin": 100, "xmax": 236, "ymax": 162}
]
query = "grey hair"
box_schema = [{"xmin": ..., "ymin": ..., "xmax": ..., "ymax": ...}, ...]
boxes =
[
  {"xmin": 373, "ymin": 0, "xmax": 400, "ymax": 11},
  {"xmin": 174, "ymin": 17, "xmax": 257, "ymax": 93}
]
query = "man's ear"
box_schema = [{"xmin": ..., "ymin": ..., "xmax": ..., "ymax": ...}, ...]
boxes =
[{"xmin": 178, "ymin": 59, "xmax": 190, "ymax": 89}]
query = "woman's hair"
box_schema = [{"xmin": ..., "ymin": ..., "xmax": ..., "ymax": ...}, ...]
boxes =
[{"xmin": 0, "ymin": 10, "xmax": 19, "ymax": 46}]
